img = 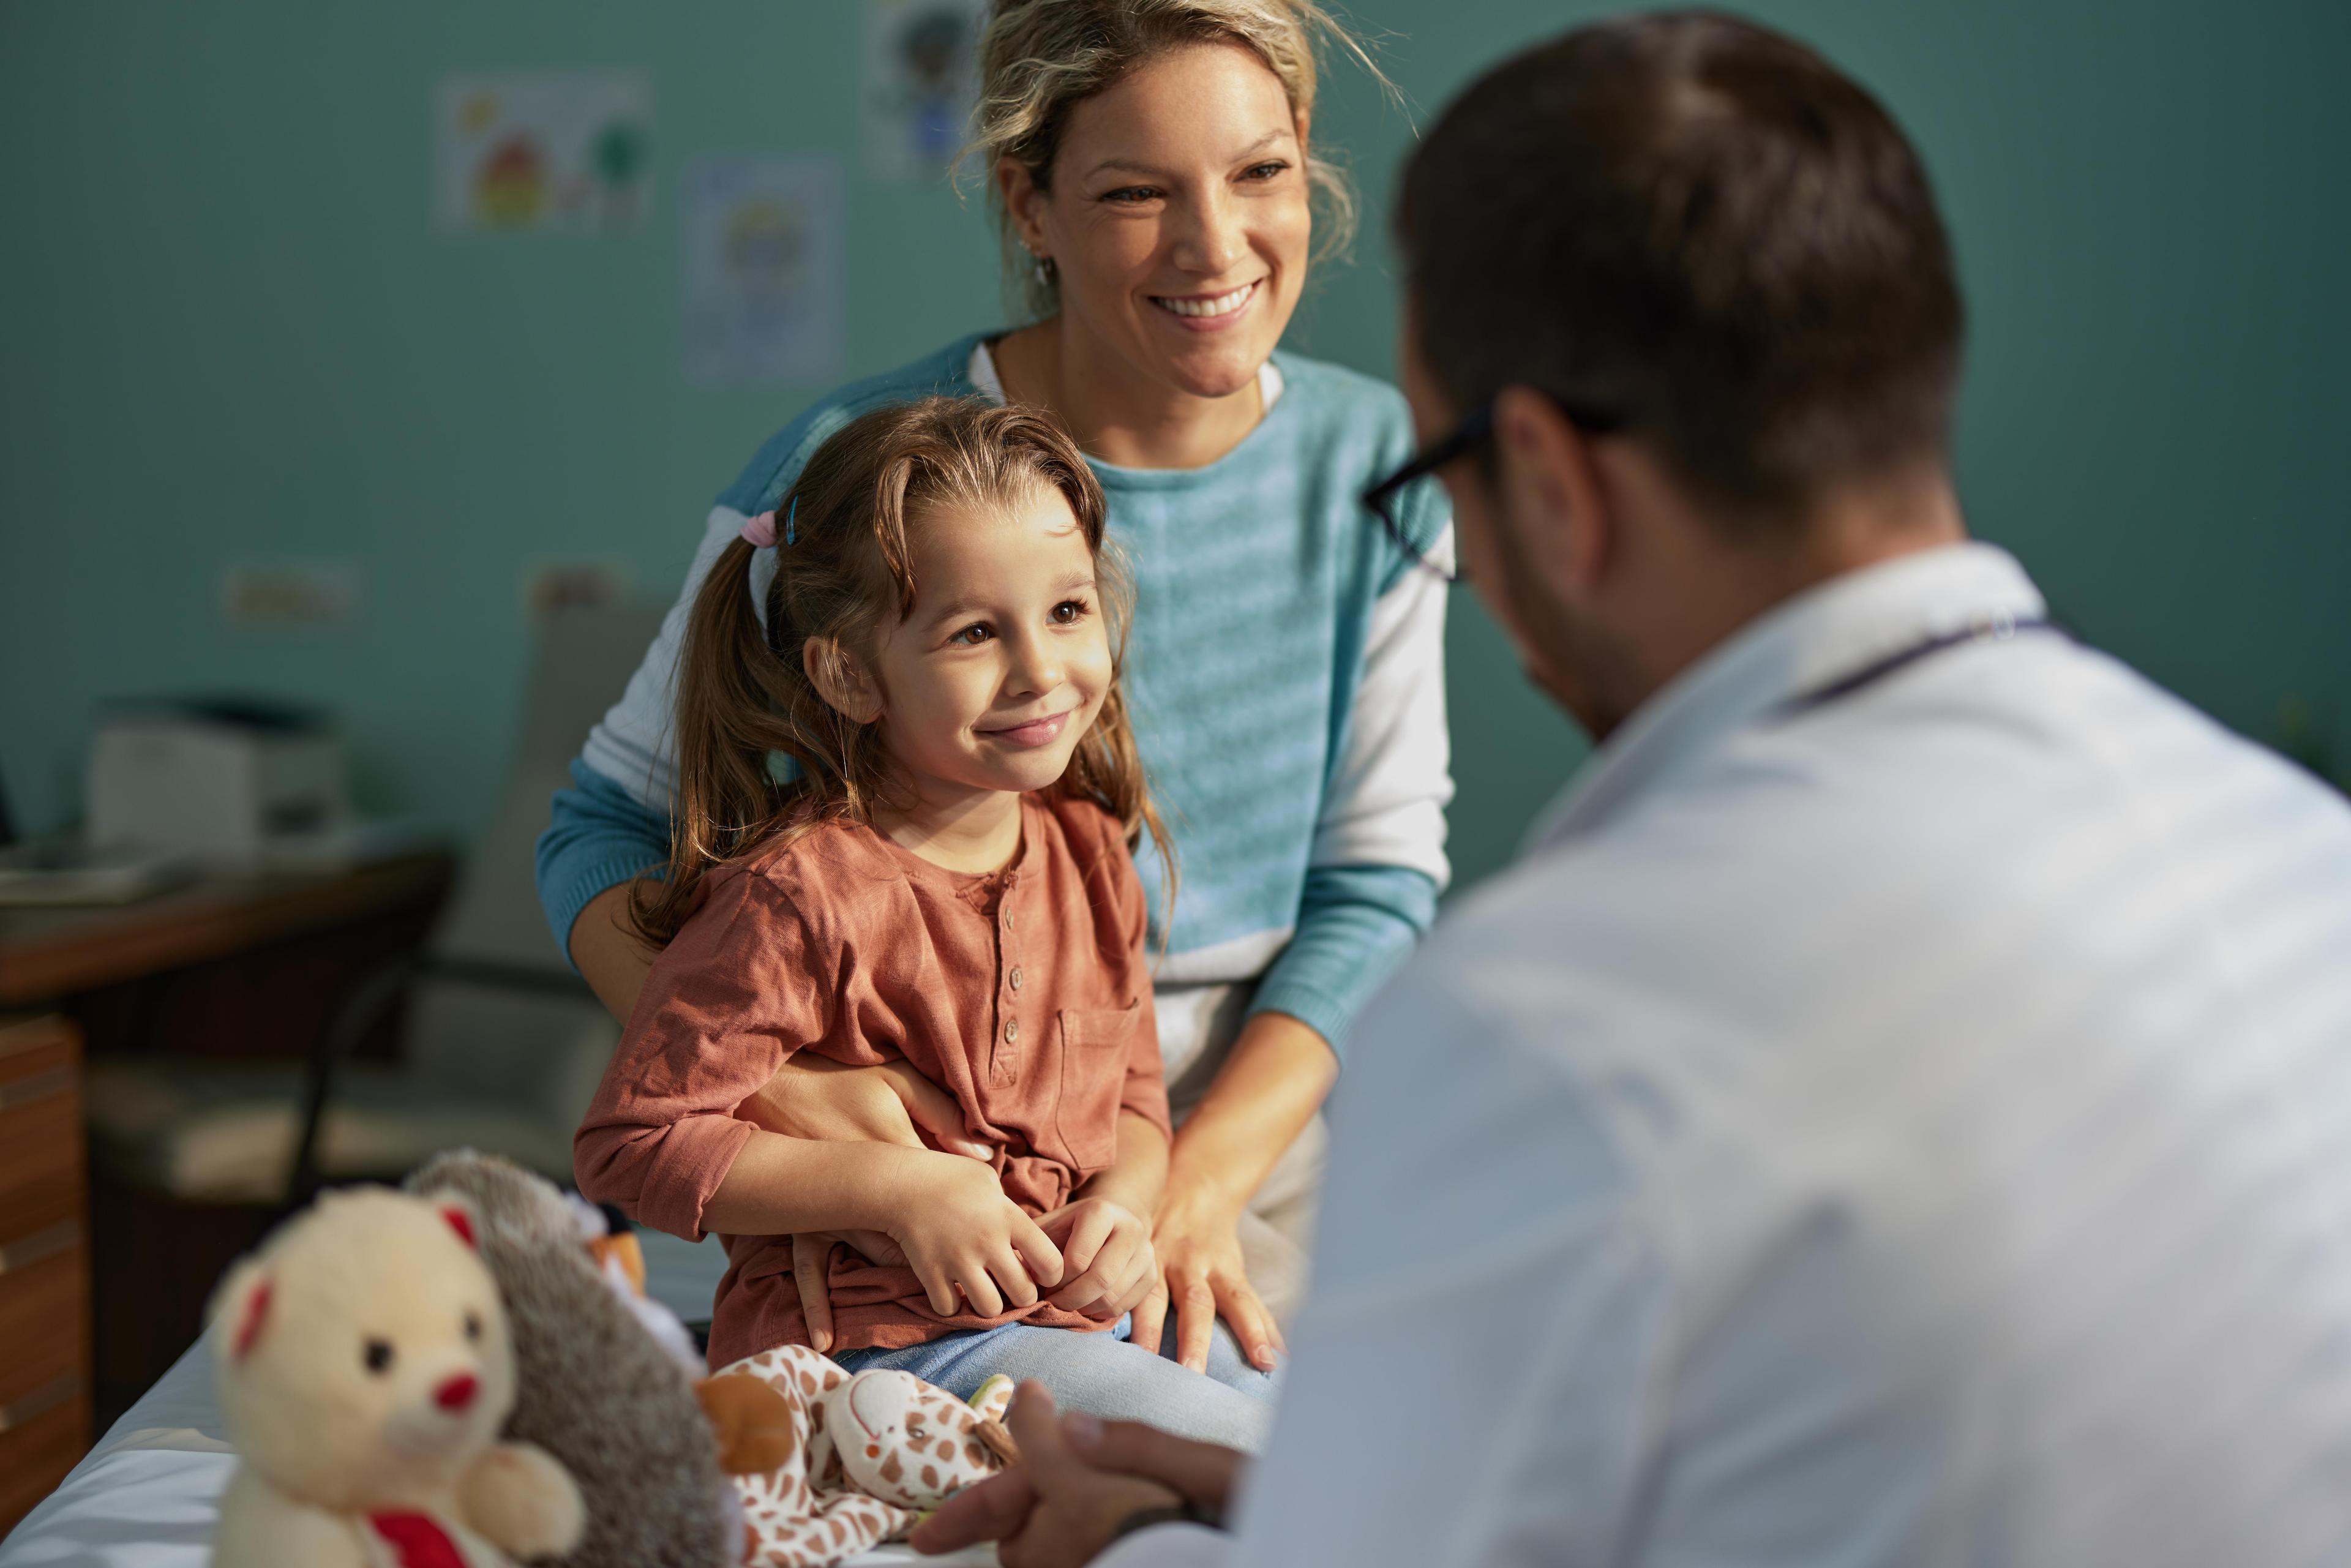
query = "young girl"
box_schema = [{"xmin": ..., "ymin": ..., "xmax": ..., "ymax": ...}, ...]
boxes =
[{"xmin": 573, "ymin": 397, "xmax": 1274, "ymax": 1447}]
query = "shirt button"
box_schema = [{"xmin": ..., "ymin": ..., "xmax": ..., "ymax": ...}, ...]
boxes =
[
  {"xmin": 1009, "ymin": 966, "xmax": 1024, "ymax": 992},
  {"xmin": 1005, "ymin": 1018, "xmax": 1021, "ymax": 1045}
]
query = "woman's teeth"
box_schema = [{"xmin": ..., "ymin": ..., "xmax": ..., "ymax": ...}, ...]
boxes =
[{"xmin": 1153, "ymin": 282, "xmax": 1256, "ymax": 318}]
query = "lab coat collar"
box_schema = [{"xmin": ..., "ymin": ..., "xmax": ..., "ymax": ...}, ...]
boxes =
[{"xmin": 1524, "ymin": 541, "xmax": 2047, "ymax": 855}]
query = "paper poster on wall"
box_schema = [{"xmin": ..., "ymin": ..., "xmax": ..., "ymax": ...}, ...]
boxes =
[
  {"xmin": 683, "ymin": 156, "xmax": 844, "ymax": 386},
  {"xmin": 862, "ymin": 0, "xmax": 989, "ymax": 181},
  {"xmin": 436, "ymin": 71, "xmax": 651, "ymax": 232}
]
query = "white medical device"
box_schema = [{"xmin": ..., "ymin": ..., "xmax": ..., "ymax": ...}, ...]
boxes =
[{"xmin": 86, "ymin": 699, "xmax": 350, "ymax": 867}]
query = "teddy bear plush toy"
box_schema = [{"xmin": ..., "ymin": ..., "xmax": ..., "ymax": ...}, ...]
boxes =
[{"xmin": 210, "ymin": 1186, "xmax": 588, "ymax": 1568}]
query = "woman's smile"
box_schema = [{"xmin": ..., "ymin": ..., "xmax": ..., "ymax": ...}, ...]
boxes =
[
  {"xmin": 976, "ymin": 708, "xmax": 1073, "ymax": 748},
  {"xmin": 1150, "ymin": 279, "xmax": 1261, "ymax": 331}
]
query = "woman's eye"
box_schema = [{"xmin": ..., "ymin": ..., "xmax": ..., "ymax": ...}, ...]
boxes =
[
  {"xmin": 1243, "ymin": 160, "xmax": 1290, "ymax": 181},
  {"xmin": 1102, "ymin": 185, "xmax": 1159, "ymax": 204}
]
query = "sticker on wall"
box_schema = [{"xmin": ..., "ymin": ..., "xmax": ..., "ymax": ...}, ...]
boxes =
[
  {"xmin": 862, "ymin": 0, "xmax": 989, "ymax": 182},
  {"xmin": 682, "ymin": 156, "xmax": 844, "ymax": 386},
  {"xmin": 436, "ymin": 71, "xmax": 651, "ymax": 232}
]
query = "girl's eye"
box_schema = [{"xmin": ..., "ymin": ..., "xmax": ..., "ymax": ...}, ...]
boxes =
[
  {"xmin": 1051, "ymin": 599, "xmax": 1090, "ymax": 625},
  {"xmin": 951, "ymin": 623, "xmax": 992, "ymax": 647}
]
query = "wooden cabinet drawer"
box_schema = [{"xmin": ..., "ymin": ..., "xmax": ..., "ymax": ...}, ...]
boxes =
[
  {"xmin": 0, "ymin": 1242, "xmax": 88, "ymax": 1408},
  {"xmin": 0, "ymin": 1016, "xmax": 91, "ymax": 1537},
  {"xmin": 0, "ymin": 1386, "xmax": 88, "ymax": 1531},
  {"xmin": 0, "ymin": 1017, "xmax": 84, "ymax": 1245}
]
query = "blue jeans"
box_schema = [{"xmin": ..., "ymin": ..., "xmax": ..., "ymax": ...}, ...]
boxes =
[{"xmin": 834, "ymin": 1315, "xmax": 1280, "ymax": 1452}]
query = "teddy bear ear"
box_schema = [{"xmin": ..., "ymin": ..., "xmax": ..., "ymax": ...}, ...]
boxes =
[
  {"xmin": 230, "ymin": 1273, "xmax": 274, "ymax": 1360},
  {"xmin": 438, "ymin": 1203, "xmax": 478, "ymax": 1249}
]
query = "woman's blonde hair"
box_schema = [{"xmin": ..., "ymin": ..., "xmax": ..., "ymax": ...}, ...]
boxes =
[
  {"xmin": 634, "ymin": 396, "xmax": 1172, "ymax": 947},
  {"xmin": 972, "ymin": 0, "xmax": 1385, "ymax": 321}
]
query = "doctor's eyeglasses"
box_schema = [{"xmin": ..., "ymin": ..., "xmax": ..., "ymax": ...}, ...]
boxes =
[{"xmin": 1360, "ymin": 394, "xmax": 1625, "ymax": 583}]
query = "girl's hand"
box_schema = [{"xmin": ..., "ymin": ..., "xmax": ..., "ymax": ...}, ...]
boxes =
[
  {"xmin": 1131, "ymin": 1191, "xmax": 1284, "ymax": 1374},
  {"xmin": 1034, "ymin": 1199, "xmax": 1156, "ymax": 1321},
  {"xmin": 740, "ymin": 1056, "xmax": 991, "ymax": 1351},
  {"xmin": 889, "ymin": 1152, "xmax": 1066, "ymax": 1319}
]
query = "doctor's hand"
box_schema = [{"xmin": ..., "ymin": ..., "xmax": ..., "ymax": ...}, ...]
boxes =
[
  {"xmin": 735, "ymin": 1055, "xmax": 992, "ymax": 1352},
  {"xmin": 912, "ymin": 1382, "xmax": 1243, "ymax": 1567}
]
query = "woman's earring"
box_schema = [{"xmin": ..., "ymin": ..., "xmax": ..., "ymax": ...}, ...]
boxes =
[{"xmin": 1032, "ymin": 252, "xmax": 1055, "ymax": 290}]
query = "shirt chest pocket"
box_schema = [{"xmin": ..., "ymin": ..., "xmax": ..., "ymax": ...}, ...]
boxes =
[{"xmin": 1053, "ymin": 1003, "xmax": 1139, "ymax": 1174}]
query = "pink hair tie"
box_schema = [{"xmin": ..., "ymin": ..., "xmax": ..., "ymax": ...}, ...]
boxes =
[{"xmin": 740, "ymin": 496, "xmax": 797, "ymax": 549}]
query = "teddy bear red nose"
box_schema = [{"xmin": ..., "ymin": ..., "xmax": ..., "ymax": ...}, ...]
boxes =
[{"xmin": 433, "ymin": 1373, "xmax": 479, "ymax": 1412}]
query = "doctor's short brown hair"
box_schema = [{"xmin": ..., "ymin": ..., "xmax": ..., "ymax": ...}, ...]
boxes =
[{"xmin": 1396, "ymin": 10, "xmax": 1965, "ymax": 531}]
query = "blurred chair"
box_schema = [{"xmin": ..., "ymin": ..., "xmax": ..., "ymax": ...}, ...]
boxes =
[{"xmin": 83, "ymin": 597, "xmax": 668, "ymax": 1206}]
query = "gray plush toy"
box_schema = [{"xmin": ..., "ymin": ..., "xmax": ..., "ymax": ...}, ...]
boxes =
[{"xmin": 407, "ymin": 1150, "xmax": 734, "ymax": 1568}]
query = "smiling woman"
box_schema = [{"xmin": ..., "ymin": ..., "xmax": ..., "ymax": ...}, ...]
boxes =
[{"xmin": 539, "ymin": 0, "xmax": 1457, "ymax": 1387}]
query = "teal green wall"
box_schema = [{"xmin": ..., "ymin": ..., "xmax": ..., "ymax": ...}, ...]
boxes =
[{"xmin": 5, "ymin": 2, "xmax": 2347, "ymax": 895}]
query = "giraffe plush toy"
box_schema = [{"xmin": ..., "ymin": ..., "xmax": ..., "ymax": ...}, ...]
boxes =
[{"xmin": 705, "ymin": 1345, "xmax": 1017, "ymax": 1566}]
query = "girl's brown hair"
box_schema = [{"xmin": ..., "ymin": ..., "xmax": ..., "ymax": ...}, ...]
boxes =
[{"xmin": 633, "ymin": 396, "xmax": 1171, "ymax": 947}]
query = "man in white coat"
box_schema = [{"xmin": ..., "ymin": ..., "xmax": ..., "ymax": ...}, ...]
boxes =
[{"xmin": 915, "ymin": 12, "xmax": 2351, "ymax": 1567}]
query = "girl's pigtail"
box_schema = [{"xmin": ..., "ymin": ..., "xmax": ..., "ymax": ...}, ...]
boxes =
[{"xmin": 631, "ymin": 533, "xmax": 804, "ymax": 947}]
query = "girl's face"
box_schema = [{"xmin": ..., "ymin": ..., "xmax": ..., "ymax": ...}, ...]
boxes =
[
  {"xmin": 869, "ymin": 485, "xmax": 1113, "ymax": 802},
  {"xmin": 1003, "ymin": 42, "xmax": 1313, "ymax": 402}
]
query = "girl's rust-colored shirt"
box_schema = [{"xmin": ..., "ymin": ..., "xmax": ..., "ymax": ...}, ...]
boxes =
[{"xmin": 574, "ymin": 792, "xmax": 1168, "ymax": 1366}]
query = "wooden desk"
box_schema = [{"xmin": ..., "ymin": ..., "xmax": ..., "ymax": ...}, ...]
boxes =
[
  {"xmin": 0, "ymin": 853, "xmax": 455, "ymax": 1008},
  {"xmin": 0, "ymin": 852, "xmax": 455, "ymax": 1442}
]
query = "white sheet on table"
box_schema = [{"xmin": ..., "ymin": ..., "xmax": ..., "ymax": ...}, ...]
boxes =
[{"xmin": 0, "ymin": 1233, "xmax": 992, "ymax": 1566}]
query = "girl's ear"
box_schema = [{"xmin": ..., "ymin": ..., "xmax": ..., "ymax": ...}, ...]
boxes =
[{"xmin": 804, "ymin": 637, "xmax": 884, "ymax": 724}]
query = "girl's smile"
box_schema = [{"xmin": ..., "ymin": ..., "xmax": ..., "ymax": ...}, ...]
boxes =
[{"xmin": 977, "ymin": 708, "xmax": 1076, "ymax": 748}]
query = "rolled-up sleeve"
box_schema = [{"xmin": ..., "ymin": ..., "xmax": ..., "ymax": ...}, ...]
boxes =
[{"xmin": 572, "ymin": 872, "xmax": 825, "ymax": 1240}]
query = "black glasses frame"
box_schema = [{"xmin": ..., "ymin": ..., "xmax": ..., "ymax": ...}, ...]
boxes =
[{"xmin": 1360, "ymin": 395, "xmax": 1625, "ymax": 583}]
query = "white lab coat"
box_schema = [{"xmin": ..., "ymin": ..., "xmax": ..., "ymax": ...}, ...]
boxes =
[{"xmin": 1108, "ymin": 542, "xmax": 2351, "ymax": 1567}]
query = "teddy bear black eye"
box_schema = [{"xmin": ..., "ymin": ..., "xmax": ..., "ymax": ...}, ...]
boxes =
[
  {"xmin": 463, "ymin": 1311, "xmax": 482, "ymax": 1343},
  {"xmin": 364, "ymin": 1338, "xmax": 394, "ymax": 1374}
]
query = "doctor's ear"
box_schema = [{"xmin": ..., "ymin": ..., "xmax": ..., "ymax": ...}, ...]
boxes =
[
  {"xmin": 1492, "ymin": 385, "xmax": 1614, "ymax": 591},
  {"xmin": 804, "ymin": 637, "xmax": 884, "ymax": 725}
]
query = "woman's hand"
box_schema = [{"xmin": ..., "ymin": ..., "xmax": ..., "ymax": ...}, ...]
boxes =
[
  {"xmin": 889, "ymin": 1151, "xmax": 1066, "ymax": 1319},
  {"xmin": 1035, "ymin": 1199, "xmax": 1156, "ymax": 1321},
  {"xmin": 1131, "ymin": 1011, "xmax": 1332, "ymax": 1373},
  {"xmin": 737, "ymin": 1054, "xmax": 992, "ymax": 1158},
  {"xmin": 737, "ymin": 1054, "xmax": 991, "ymax": 1350},
  {"xmin": 1131, "ymin": 1191, "xmax": 1284, "ymax": 1374},
  {"xmin": 911, "ymin": 1382, "xmax": 1223, "ymax": 1568}
]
